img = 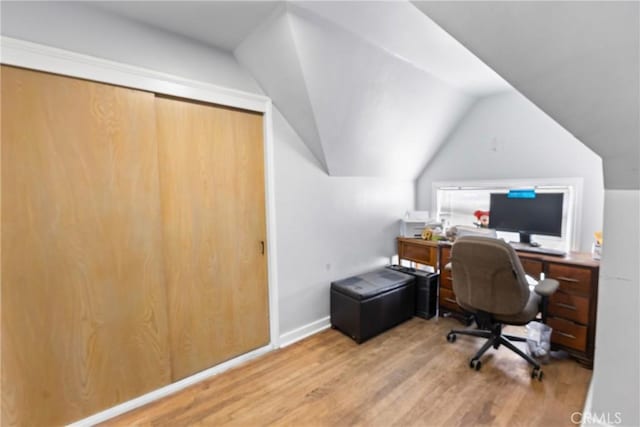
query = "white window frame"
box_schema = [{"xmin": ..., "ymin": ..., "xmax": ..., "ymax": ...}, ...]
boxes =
[{"xmin": 432, "ymin": 177, "xmax": 584, "ymax": 251}]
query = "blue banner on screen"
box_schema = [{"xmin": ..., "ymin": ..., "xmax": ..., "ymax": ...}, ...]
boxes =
[{"xmin": 508, "ymin": 189, "xmax": 536, "ymax": 199}]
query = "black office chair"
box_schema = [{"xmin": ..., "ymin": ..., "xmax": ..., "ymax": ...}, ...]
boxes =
[{"xmin": 445, "ymin": 236, "xmax": 559, "ymax": 380}]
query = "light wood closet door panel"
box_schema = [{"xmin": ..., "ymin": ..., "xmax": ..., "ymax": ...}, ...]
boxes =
[
  {"xmin": 155, "ymin": 96, "xmax": 269, "ymax": 380},
  {"xmin": 1, "ymin": 66, "xmax": 171, "ymax": 426}
]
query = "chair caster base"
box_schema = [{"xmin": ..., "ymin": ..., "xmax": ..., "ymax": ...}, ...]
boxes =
[
  {"xmin": 531, "ymin": 367, "xmax": 544, "ymax": 381},
  {"xmin": 470, "ymin": 358, "xmax": 482, "ymax": 371}
]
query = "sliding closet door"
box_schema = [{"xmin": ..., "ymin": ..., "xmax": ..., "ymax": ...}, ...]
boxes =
[
  {"xmin": 1, "ymin": 66, "xmax": 171, "ymax": 426},
  {"xmin": 155, "ymin": 96, "xmax": 270, "ymax": 380}
]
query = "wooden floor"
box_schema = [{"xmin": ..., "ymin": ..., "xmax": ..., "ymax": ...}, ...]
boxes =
[{"xmin": 104, "ymin": 317, "xmax": 591, "ymax": 427}]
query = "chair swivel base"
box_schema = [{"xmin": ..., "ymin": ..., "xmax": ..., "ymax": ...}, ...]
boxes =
[{"xmin": 446, "ymin": 324, "xmax": 544, "ymax": 381}]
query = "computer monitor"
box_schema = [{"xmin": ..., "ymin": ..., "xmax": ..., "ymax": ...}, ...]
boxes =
[{"xmin": 488, "ymin": 192, "xmax": 564, "ymax": 245}]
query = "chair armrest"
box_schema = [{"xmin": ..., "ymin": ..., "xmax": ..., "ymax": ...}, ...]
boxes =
[
  {"xmin": 534, "ymin": 278, "xmax": 560, "ymax": 297},
  {"xmin": 444, "ymin": 262, "xmax": 452, "ymax": 271}
]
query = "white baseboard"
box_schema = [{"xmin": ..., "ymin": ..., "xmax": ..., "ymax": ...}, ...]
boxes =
[
  {"xmin": 67, "ymin": 343, "xmax": 275, "ymax": 427},
  {"xmin": 279, "ymin": 316, "xmax": 331, "ymax": 348}
]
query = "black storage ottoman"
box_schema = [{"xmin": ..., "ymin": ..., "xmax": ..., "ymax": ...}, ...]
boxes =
[{"xmin": 330, "ymin": 269, "xmax": 415, "ymax": 343}]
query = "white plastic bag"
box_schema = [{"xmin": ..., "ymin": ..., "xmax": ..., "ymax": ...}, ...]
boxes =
[{"xmin": 526, "ymin": 322, "xmax": 552, "ymax": 364}]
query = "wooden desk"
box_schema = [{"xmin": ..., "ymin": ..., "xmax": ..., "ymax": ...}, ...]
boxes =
[
  {"xmin": 397, "ymin": 237, "xmax": 439, "ymax": 269},
  {"xmin": 397, "ymin": 237, "xmax": 599, "ymax": 367}
]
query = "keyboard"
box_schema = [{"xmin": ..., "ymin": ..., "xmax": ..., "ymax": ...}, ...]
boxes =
[{"xmin": 510, "ymin": 244, "xmax": 566, "ymax": 257}]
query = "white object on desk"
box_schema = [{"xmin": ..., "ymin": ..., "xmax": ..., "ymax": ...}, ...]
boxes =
[
  {"xmin": 400, "ymin": 219, "xmax": 443, "ymax": 237},
  {"xmin": 404, "ymin": 210, "xmax": 430, "ymax": 221}
]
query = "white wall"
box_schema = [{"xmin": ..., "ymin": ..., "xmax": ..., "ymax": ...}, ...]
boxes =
[
  {"xmin": 416, "ymin": 91, "xmax": 604, "ymax": 252},
  {"xmin": 0, "ymin": 1, "xmax": 415, "ymax": 337},
  {"xmin": 272, "ymin": 108, "xmax": 413, "ymax": 333},
  {"xmin": 235, "ymin": 4, "xmax": 475, "ymax": 179},
  {"xmin": 585, "ymin": 190, "xmax": 639, "ymax": 427}
]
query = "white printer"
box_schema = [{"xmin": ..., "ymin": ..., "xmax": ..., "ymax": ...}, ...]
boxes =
[{"xmin": 400, "ymin": 211, "xmax": 443, "ymax": 238}]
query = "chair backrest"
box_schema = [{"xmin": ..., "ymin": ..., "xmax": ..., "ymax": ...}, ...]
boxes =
[{"xmin": 450, "ymin": 236, "xmax": 530, "ymax": 316}]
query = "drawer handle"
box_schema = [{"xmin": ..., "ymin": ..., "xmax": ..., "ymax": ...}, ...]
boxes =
[
  {"xmin": 555, "ymin": 331, "xmax": 576, "ymax": 340},
  {"xmin": 556, "ymin": 276, "xmax": 580, "ymax": 283},
  {"xmin": 555, "ymin": 302, "xmax": 577, "ymax": 311},
  {"xmin": 444, "ymin": 298, "xmax": 457, "ymax": 304}
]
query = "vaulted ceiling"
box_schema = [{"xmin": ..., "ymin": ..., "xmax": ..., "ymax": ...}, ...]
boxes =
[
  {"xmin": 413, "ymin": 1, "xmax": 639, "ymax": 189},
  {"xmin": 85, "ymin": 1, "xmax": 638, "ymax": 186},
  {"xmin": 92, "ymin": 1, "xmax": 510, "ymax": 178}
]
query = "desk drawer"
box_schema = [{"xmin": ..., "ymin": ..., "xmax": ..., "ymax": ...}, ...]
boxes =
[
  {"xmin": 547, "ymin": 264, "xmax": 592, "ymax": 295},
  {"xmin": 439, "ymin": 287, "xmax": 459, "ymax": 311},
  {"xmin": 440, "ymin": 271, "xmax": 453, "ymax": 290},
  {"xmin": 548, "ymin": 291, "xmax": 589, "ymax": 325},
  {"xmin": 440, "ymin": 246, "xmax": 451, "ymax": 265},
  {"xmin": 399, "ymin": 242, "xmax": 436, "ymax": 266},
  {"xmin": 547, "ymin": 316, "xmax": 587, "ymax": 352}
]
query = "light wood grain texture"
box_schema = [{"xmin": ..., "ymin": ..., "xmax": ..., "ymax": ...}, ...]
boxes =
[
  {"xmin": 0, "ymin": 65, "xmax": 3, "ymax": 427},
  {"xmin": 154, "ymin": 96, "xmax": 269, "ymax": 381},
  {"xmin": 104, "ymin": 317, "xmax": 591, "ymax": 427},
  {"xmin": 1, "ymin": 66, "xmax": 172, "ymax": 426}
]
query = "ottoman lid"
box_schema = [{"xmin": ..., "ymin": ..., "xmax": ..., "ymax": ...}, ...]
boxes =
[{"xmin": 331, "ymin": 269, "xmax": 414, "ymax": 300}]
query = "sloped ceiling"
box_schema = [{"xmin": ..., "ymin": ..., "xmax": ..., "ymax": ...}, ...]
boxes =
[
  {"xmin": 92, "ymin": 1, "xmax": 281, "ymax": 52},
  {"xmin": 233, "ymin": 9, "xmax": 328, "ymax": 171},
  {"xmin": 90, "ymin": 1, "xmax": 511, "ymax": 179},
  {"xmin": 235, "ymin": 2, "xmax": 510, "ymax": 177},
  {"xmin": 7, "ymin": 1, "xmax": 630, "ymax": 182},
  {"xmin": 413, "ymin": 1, "xmax": 640, "ymax": 189}
]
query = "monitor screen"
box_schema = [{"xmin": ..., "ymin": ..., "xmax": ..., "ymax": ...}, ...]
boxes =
[{"xmin": 489, "ymin": 192, "xmax": 563, "ymax": 238}]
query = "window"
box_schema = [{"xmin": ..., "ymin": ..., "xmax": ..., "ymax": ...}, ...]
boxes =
[{"xmin": 433, "ymin": 178, "xmax": 583, "ymax": 251}]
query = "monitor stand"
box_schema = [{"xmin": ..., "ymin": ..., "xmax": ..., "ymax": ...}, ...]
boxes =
[
  {"xmin": 519, "ymin": 231, "xmax": 532, "ymax": 245},
  {"xmin": 517, "ymin": 232, "xmax": 540, "ymax": 247}
]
